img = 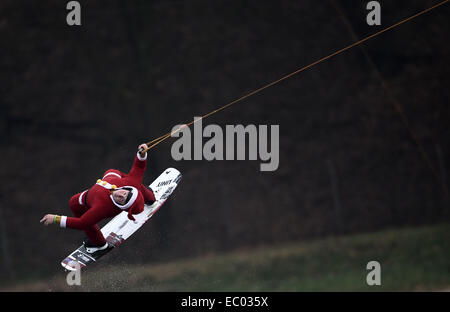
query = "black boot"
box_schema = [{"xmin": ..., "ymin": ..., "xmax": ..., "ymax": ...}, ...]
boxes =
[
  {"xmin": 145, "ymin": 186, "xmax": 156, "ymax": 205},
  {"xmin": 83, "ymin": 238, "xmax": 109, "ymax": 254}
]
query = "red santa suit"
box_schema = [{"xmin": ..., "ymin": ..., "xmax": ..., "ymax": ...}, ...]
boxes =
[{"xmin": 60, "ymin": 151, "xmax": 156, "ymax": 245}]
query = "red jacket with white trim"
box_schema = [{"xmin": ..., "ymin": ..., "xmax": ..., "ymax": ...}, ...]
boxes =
[{"xmin": 63, "ymin": 152, "xmax": 155, "ymax": 230}]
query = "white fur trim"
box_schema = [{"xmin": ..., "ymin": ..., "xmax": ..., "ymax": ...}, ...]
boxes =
[
  {"xmin": 110, "ymin": 186, "xmax": 138, "ymax": 210},
  {"xmin": 60, "ymin": 216, "xmax": 67, "ymax": 228},
  {"xmin": 137, "ymin": 151, "xmax": 147, "ymax": 161},
  {"xmin": 78, "ymin": 191, "xmax": 87, "ymax": 205},
  {"xmin": 103, "ymin": 172, "xmax": 121, "ymax": 179}
]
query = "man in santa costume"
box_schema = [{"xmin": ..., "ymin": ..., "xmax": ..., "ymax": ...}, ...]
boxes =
[{"xmin": 40, "ymin": 143, "xmax": 156, "ymax": 254}]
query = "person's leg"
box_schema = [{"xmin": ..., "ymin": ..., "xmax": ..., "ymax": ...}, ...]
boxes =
[
  {"xmin": 69, "ymin": 192, "xmax": 89, "ymax": 217},
  {"xmin": 78, "ymin": 208, "xmax": 107, "ymax": 246},
  {"xmin": 141, "ymin": 185, "xmax": 156, "ymax": 205},
  {"xmin": 69, "ymin": 194, "xmax": 106, "ymax": 246},
  {"xmin": 84, "ymin": 224, "xmax": 106, "ymax": 246}
]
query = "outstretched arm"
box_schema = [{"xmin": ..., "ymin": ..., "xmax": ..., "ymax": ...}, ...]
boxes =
[
  {"xmin": 40, "ymin": 206, "xmax": 103, "ymax": 230},
  {"xmin": 128, "ymin": 143, "xmax": 149, "ymax": 180}
]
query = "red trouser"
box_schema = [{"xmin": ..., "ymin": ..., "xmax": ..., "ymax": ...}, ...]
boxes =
[
  {"xmin": 69, "ymin": 192, "xmax": 109, "ymax": 245},
  {"xmin": 68, "ymin": 186, "xmax": 156, "ymax": 245}
]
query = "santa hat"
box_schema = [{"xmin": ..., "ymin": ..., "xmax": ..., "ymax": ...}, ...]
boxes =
[{"xmin": 110, "ymin": 186, "xmax": 144, "ymax": 221}]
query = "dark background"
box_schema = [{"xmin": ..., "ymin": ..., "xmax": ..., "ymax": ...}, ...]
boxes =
[{"xmin": 0, "ymin": 0, "xmax": 449, "ymax": 284}]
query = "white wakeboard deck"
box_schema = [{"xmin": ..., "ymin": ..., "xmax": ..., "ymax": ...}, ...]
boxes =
[{"xmin": 61, "ymin": 168, "xmax": 181, "ymax": 271}]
